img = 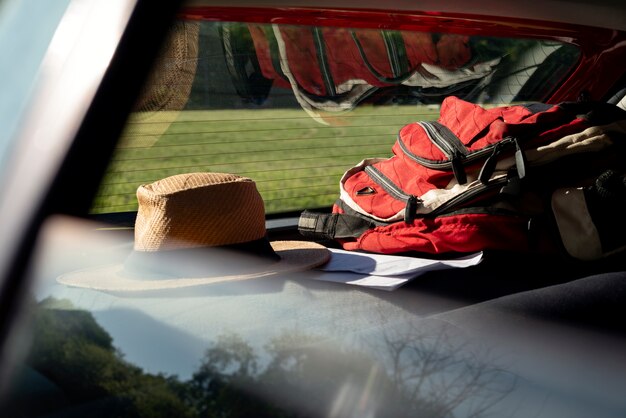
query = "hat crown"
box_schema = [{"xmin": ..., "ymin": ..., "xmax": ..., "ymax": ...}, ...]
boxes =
[
  {"xmin": 134, "ymin": 172, "xmax": 267, "ymax": 251},
  {"xmin": 57, "ymin": 171, "xmax": 330, "ymax": 291}
]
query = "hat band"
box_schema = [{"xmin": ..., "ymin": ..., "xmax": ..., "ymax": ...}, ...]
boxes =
[{"xmin": 123, "ymin": 237, "xmax": 280, "ymax": 280}]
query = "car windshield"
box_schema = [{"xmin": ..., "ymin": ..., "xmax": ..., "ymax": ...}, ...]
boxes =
[
  {"xmin": 9, "ymin": 4, "xmax": 626, "ymax": 418},
  {"xmin": 91, "ymin": 17, "xmax": 580, "ymax": 216},
  {"xmin": 0, "ymin": 0, "xmax": 71, "ymax": 171}
]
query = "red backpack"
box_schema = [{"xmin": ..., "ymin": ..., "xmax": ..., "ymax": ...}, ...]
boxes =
[
  {"xmin": 299, "ymin": 96, "xmax": 626, "ymax": 260},
  {"xmin": 249, "ymin": 24, "xmax": 473, "ymax": 91},
  {"xmin": 245, "ymin": 25, "xmax": 496, "ymax": 122}
]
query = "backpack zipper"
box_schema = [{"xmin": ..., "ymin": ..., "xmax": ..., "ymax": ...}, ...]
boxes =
[
  {"xmin": 312, "ymin": 27, "xmax": 336, "ymax": 97},
  {"xmin": 419, "ymin": 121, "xmax": 468, "ymax": 159},
  {"xmin": 383, "ymin": 31, "xmax": 406, "ymax": 78},
  {"xmin": 364, "ymin": 163, "xmax": 509, "ymax": 220},
  {"xmin": 429, "ymin": 176, "xmax": 509, "ymax": 216},
  {"xmin": 477, "ymin": 136, "xmax": 518, "ymax": 183},
  {"xmin": 351, "ymin": 30, "xmax": 413, "ymax": 84},
  {"xmin": 397, "ymin": 121, "xmax": 469, "ymax": 184},
  {"xmin": 364, "ymin": 165, "xmax": 420, "ymax": 223},
  {"xmin": 420, "ymin": 121, "xmax": 468, "ymax": 184},
  {"xmin": 398, "ymin": 122, "xmax": 518, "ymax": 184}
]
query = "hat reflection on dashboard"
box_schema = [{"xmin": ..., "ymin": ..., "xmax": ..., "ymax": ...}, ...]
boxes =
[{"xmin": 57, "ymin": 172, "xmax": 330, "ymax": 292}]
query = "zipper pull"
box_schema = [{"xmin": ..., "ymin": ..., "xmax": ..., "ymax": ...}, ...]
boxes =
[
  {"xmin": 478, "ymin": 150, "xmax": 498, "ymax": 184},
  {"xmin": 500, "ymin": 138, "xmax": 526, "ymax": 197},
  {"xmin": 404, "ymin": 195, "xmax": 419, "ymax": 223},
  {"xmin": 451, "ymin": 152, "xmax": 467, "ymax": 185},
  {"xmin": 478, "ymin": 137, "xmax": 515, "ymax": 184},
  {"xmin": 514, "ymin": 138, "xmax": 527, "ymax": 179}
]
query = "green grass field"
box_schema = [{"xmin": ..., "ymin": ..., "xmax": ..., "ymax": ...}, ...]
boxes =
[{"xmin": 91, "ymin": 105, "xmax": 440, "ymax": 215}]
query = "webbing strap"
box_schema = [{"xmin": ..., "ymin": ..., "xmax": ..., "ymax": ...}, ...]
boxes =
[{"xmin": 298, "ymin": 210, "xmax": 380, "ymax": 240}]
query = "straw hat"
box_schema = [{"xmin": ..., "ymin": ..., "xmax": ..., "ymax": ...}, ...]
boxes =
[{"xmin": 57, "ymin": 172, "xmax": 330, "ymax": 292}]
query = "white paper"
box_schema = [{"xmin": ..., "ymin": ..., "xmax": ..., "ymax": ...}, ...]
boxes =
[{"xmin": 309, "ymin": 249, "xmax": 483, "ymax": 291}]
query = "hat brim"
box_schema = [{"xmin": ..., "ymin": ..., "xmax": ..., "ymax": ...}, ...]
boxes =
[{"xmin": 56, "ymin": 240, "xmax": 330, "ymax": 292}]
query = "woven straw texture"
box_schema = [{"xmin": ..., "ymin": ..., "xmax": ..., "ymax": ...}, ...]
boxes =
[
  {"xmin": 57, "ymin": 172, "xmax": 330, "ymax": 291},
  {"xmin": 134, "ymin": 20, "xmax": 199, "ymax": 114},
  {"xmin": 134, "ymin": 172, "xmax": 267, "ymax": 251},
  {"xmin": 120, "ymin": 21, "xmax": 199, "ymax": 148}
]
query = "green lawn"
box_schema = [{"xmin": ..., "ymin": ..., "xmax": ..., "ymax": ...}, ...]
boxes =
[{"xmin": 91, "ymin": 105, "xmax": 440, "ymax": 215}]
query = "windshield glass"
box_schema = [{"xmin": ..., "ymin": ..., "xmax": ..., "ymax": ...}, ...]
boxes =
[
  {"xmin": 0, "ymin": 0, "xmax": 71, "ymax": 172},
  {"xmin": 17, "ymin": 7, "xmax": 626, "ymax": 418},
  {"xmin": 91, "ymin": 18, "xmax": 580, "ymax": 216}
]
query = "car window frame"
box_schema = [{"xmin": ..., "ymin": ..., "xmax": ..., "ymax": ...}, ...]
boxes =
[{"xmin": 0, "ymin": 0, "xmax": 185, "ymax": 396}]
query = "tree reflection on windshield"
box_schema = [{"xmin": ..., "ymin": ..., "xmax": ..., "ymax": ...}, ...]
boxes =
[{"xmin": 7, "ymin": 297, "xmax": 516, "ymax": 417}]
